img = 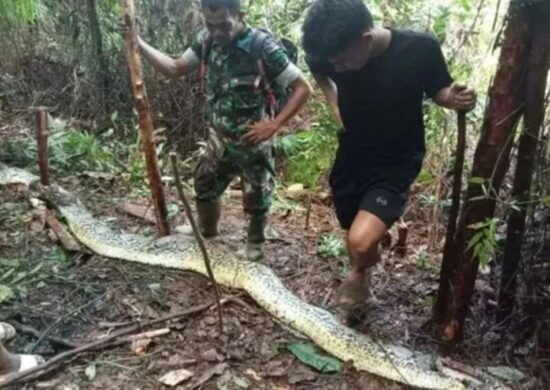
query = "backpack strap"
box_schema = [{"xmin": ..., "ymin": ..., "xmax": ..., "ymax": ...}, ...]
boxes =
[
  {"xmin": 250, "ymin": 29, "xmax": 277, "ymax": 119},
  {"xmin": 200, "ymin": 29, "xmax": 279, "ymax": 117},
  {"xmin": 250, "ymin": 29, "xmax": 271, "ymax": 61},
  {"xmin": 200, "ymin": 31, "xmax": 213, "ymax": 95}
]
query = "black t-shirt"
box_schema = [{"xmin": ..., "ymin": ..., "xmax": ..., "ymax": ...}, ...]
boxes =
[{"xmin": 307, "ymin": 29, "xmax": 453, "ymax": 167}]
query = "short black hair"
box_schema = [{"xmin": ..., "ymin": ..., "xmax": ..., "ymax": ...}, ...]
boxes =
[
  {"xmin": 200, "ymin": 0, "xmax": 241, "ymax": 14},
  {"xmin": 303, "ymin": 0, "xmax": 374, "ymax": 59}
]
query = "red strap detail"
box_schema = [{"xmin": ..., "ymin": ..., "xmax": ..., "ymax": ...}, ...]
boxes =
[
  {"xmin": 256, "ymin": 59, "xmax": 267, "ymax": 78},
  {"xmin": 267, "ymin": 92, "xmax": 277, "ymax": 119},
  {"xmin": 255, "ymin": 59, "xmax": 276, "ymax": 118}
]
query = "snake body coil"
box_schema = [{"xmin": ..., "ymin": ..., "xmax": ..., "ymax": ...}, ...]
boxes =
[{"xmin": 0, "ymin": 165, "xmax": 464, "ymax": 389}]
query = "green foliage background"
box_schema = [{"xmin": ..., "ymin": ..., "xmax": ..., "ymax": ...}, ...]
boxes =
[{"xmin": 0, "ymin": 0, "xmax": 506, "ymax": 191}]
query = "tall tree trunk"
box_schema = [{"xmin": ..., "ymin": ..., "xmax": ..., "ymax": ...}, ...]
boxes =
[
  {"xmin": 433, "ymin": 0, "xmax": 535, "ymax": 340},
  {"xmin": 122, "ymin": 0, "xmax": 170, "ymax": 237},
  {"xmin": 497, "ymin": 3, "xmax": 550, "ymax": 327},
  {"xmin": 86, "ymin": 0, "xmax": 109, "ymax": 113}
]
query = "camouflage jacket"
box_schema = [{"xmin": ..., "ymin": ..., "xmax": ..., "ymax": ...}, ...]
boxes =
[{"xmin": 190, "ymin": 26, "xmax": 291, "ymax": 155}]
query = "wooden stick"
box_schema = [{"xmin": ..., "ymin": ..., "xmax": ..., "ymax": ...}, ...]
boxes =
[
  {"xmin": 170, "ymin": 153, "xmax": 224, "ymax": 335},
  {"xmin": 0, "ymin": 300, "xmax": 220, "ymax": 388},
  {"xmin": 381, "ymin": 231, "xmax": 392, "ymax": 248},
  {"xmin": 304, "ymin": 190, "xmax": 312, "ymax": 231},
  {"xmin": 0, "ymin": 328, "xmax": 171, "ymax": 388},
  {"xmin": 433, "ymin": 111, "xmax": 468, "ymax": 325},
  {"xmin": 27, "ymin": 291, "xmax": 111, "ymax": 353},
  {"xmin": 119, "ymin": 202, "xmax": 156, "ymax": 224},
  {"xmin": 45, "ymin": 210, "xmax": 81, "ymax": 252},
  {"xmin": 450, "ymin": 111, "xmax": 467, "ymax": 242},
  {"xmin": 35, "ymin": 107, "xmax": 49, "ymax": 186},
  {"xmin": 119, "ymin": 328, "xmax": 170, "ymax": 341},
  {"xmin": 439, "ymin": 358, "xmax": 485, "ymax": 384},
  {"xmin": 121, "ymin": 0, "xmax": 169, "ymax": 237},
  {"xmin": 99, "ymin": 293, "xmax": 247, "ymax": 329},
  {"xmin": 98, "ymin": 319, "xmax": 141, "ymax": 329},
  {"xmin": 394, "ymin": 219, "xmax": 408, "ymax": 258},
  {"xmin": 443, "ymin": 112, "xmax": 466, "ymax": 241},
  {"xmin": 10, "ymin": 322, "xmax": 80, "ymax": 350}
]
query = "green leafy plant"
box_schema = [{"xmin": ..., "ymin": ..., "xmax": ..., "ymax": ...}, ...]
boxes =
[
  {"xmin": 0, "ymin": 284, "xmax": 14, "ymax": 304},
  {"xmin": 466, "ymin": 217, "xmax": 500, "ymax": 267},
  {"xmin": 415, "ymin": 249, "xmax": 430, "ymax": 270},
  {"xmin": 45, "ymin": 247, "xmax": 70, "ymax": 263},
  {"xmin": 412, "ymin": 245, "xmax": 439, "ymax": 273},
  {"xmin": 271, "ymin": 195, "xmax": 300, "ymax": 212},
  {"xmin": 420, "ymin": 194, "xmax": 452, "ymax": 208},
  {"xmin": 277, "ymin": 101, "xmax": 339, "ymax": 189},
  {"xmin": 317, "ymin": 234, "xmax": 346, "ymax": 259},
  {"xmin": 0, "ymin": 118, "xmax": 122, "ymax": 175},
  {"xmin": 0, "ymin": 0, "xmax": 45, "ymax": 24},
  {"xmin": 127, "ymin": 152, "xmax": 146, "ymax": 185},
  {"xmin": 0, "ymin": 258, "xmax": 47, "ymax": 302}
]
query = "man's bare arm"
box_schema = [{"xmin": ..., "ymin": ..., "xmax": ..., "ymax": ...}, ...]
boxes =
[
  {"xmin": 312, "ymin": 73, "xmax": 343, "ymax": 127},
  {"xmin": 242, "ymin": 74, "xmax": 312, "ymax": 144},
  {"xmin": 137, "ymin": 37, "xmax": 197, "ymax": 79},
  {"xmin": 272, "ymin": 75, "xmax": 313, "ymax": 129},
  {"xmin": 434, "ymin": 82, "xmax": 477, "ymax": 112}
]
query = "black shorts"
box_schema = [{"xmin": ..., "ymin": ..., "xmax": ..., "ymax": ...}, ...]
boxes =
[{"xmin": 329, "ymin": 142, "xmax": 422, "ymax": 230}]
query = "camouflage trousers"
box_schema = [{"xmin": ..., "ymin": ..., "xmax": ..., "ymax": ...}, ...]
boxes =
[{"xmin": 194, "ymin": 129, "xmax": 275, "ymax": 216}]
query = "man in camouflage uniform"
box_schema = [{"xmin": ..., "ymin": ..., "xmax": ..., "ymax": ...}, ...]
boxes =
[{"xmin": 130, "ymin": 0, "xmax": 312, "ymax": 261}]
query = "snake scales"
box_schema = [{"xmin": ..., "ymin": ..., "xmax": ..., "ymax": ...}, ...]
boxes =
[{"xmin": 0, "ymin": 164, "xmax": 465, "ymax": 389}]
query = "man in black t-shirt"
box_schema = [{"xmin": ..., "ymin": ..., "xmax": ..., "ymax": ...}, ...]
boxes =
[{"xmin": 302, "ymin": 0, "xmax": 476, "ymax": 324}]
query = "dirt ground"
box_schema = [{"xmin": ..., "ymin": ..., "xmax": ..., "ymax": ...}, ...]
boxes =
[{"xmin": 0, "ymin": 123, "xmax": 544, "ymax": 389}]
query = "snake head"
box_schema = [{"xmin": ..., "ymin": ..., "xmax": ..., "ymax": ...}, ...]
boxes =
[{"xmin": 30, "ymin": 182, "xmax": 79, "ymax": 209}]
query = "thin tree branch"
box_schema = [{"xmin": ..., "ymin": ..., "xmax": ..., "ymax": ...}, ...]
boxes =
[
  {"xmin": 0, "ymin": 300, "xmax": 222, "ymax": 388},
  {"xmin": 27, "ymin": 290, "xmax": 112, "ymax": 353},
  {"xmin": 10, "ymin": 322, "xmax": 80, "ymax": 350},
  {"xmin": 170, "ymin": 153, "xmax": 224, "ymax": 335}
]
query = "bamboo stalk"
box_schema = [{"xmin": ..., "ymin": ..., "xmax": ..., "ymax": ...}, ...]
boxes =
[
  {"xmin": 35, "ymin": 107, "xmax": 49, "ymax": 186},
  {"xmin": 121, "ymin": 0, "xmax": 169, "ymax": 237}
]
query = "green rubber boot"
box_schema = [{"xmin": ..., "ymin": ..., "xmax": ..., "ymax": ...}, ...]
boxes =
[
  {"xmin": 196, "ymin": 198, "xmax": 221, "ymax": 238},
  {"xmin": 246, "ymin": 213, "xmax": 267, "ymax": 262}
]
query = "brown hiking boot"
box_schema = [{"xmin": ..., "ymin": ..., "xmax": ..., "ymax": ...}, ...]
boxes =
[{"xmin": 337, "ymin": 270, "xmax": 376, "ymax": 327}]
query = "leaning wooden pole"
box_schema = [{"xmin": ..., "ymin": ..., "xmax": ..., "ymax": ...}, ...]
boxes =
[
  {"xmin": 121, "ymin": 0, "xmax": 169, "ymax": 237},
  {"xmin": 35, "ymin": 107, "xmax": 49, "ymax": 186},
  {"xmin": 433, "ymin": 111, "xmax": 467, "ymax": 321}
]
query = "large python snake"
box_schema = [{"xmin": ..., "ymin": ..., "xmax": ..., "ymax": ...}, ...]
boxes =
[{"xmin": 0, "ymin": 164, "xmax": 467, "ymax": 389}]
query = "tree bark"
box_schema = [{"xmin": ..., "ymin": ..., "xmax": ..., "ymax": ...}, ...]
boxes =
[
  {"xmin": 121, "ymin": 0, "xmax": 170, "ymax": 237},
  {"xmin": 497, "ymin": 3, "xmax": 550, "ymax": 327},
  {"xmin": 433, "ymin": 0, "xmax": 535, "ymax": 341},
  {"xmin": 86, "ymin": 0, "xmax": 109, "ymax": 112},
  {"xmin": 35, "ymin": 107, "xmax": 49, "ymax": 186}
]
